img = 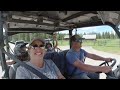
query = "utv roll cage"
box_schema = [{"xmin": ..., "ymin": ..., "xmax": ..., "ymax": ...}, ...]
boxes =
[{"xmin": 0, "ymin": 11, "xmax": 120, "ymax": 79}]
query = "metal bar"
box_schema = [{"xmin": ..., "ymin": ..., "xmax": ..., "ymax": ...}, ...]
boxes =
[
  {"xmin": 0, "ymin": 50, "xmax": 9, "ymax": 78},
  {"xmin": 75, "ymin": 20, "xmax": 103, "ymax": 28},
  {"xmin": 7, "ymin": 19, "xmax": 70, "ymax": 30},
  {"xmin": 62, "ymin": 11, "xmax": 97, "ymax": 22},
  {"xmin": 8, "ymin": 28, "xmax": 55, "ymax": 32},
  {"xmin": 3, "ymin": 23, "xmax": 10, "ymax": 59},
  {"xmin": 0, "ymin": 11, "xmax": 9, "ymax": 78},
  {"xmin": 97, "ymin": 11, "xmax": 105, "ymax": 24},
  {"xmin": 69, "ymin": 29, "xmax": 73, "ymax": 49},
  {"xmin": 114, "ymin": 26, "xmax": 120, "ymax": 38},
  {"xmin": 105, "ymin": 22, "xmax": 120, "ymax": 38},
  {"xmin": 10, "ymin": 11, "xmax": 58, "ymax": 22},
  {"xmin": 7, "ymin": 19, "xmax": 54, "ymax": 26},
  {"xmin": 8, "ymin": 32, "xmax": 53, "ymax": 36}
]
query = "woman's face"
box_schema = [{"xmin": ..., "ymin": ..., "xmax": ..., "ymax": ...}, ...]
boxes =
[{"xmin": 28, "ymin": 40, "xmax": 46, "ymax": 59}]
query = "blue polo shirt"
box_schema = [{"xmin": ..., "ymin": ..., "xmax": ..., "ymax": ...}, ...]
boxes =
[{"xmin": 66, "ymin": 48, "xmax": 87, "ymax": 76}]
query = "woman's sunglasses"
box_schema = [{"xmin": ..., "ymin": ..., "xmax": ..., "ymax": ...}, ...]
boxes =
[{"xmin": 31, "ymin": 44, "xmax": 45, "ymax": 49}]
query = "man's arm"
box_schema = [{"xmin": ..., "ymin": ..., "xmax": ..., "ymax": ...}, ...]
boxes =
[
  {"xmin": 6, "ymin": 60, "xmax": 16, "ymax": 65},
  {"xmin": 86, "ymin": 52, "xmax": 113, "ymax": 62},
  {"xmin": 73, "ymin": 59, "xmax": 112, "ymax": 73},
  {"xmin": 53, "ymin": 33, "xmax": 58, "ymax": 48}
]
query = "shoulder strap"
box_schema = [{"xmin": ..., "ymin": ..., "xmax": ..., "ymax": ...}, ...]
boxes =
[
  {"xmin": 44, "ymin": 60, "xmax": 53, "ymax": 71},
  {"xmin": 69, "ymin": 67, "xmax": 77, "ymax": 77}
]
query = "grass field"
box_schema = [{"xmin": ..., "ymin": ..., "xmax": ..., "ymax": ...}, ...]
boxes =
[
  {"xmin": 58, "ymin": 40, "xmax": 70, "ymax": 46},
  {"xmin": 58, "ymin": 39, "xmax": 120, "ymax": 55}
]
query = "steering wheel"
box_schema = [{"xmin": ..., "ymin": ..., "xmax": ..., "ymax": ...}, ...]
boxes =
[
  {"xmin": 99, "ymin": 59, "xmax": 116, "ymax": 67},
  {"xmin": 98, "ymin": 59, "xmax": 117, "ymax": 77}
]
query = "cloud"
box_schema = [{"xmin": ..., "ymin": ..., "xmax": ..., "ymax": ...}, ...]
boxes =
[{"xmin": 78, "ymin": 26, "xmax": 97, "ymax": 31}]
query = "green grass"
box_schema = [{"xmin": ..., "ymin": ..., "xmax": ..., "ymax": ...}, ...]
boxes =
[
  {"xmin": 92, "ymin": 46, "xmax": 120, "ymax": 55},
  {"xmin": 58, "ymin": 39, "xmax": 120, "ymax": 55},
  {"xmin": 84, "ymin": 39, "xmax": 120, "ymax": 55},
  {"xmin": 58, "ymin": 40, "xmax": 69, "ymax": 46}
]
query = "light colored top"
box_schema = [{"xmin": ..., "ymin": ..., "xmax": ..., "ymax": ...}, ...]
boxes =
[{"xmin": 16, "ymin": 59, "xmax": 61, "ymax": 79}]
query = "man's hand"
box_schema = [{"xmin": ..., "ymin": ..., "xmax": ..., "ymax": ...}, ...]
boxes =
[
  {"xmin": 101, "ymin": 66, "xmax": 112, "ymax": 73},
  {"xmin": 103, "ymin": 58, "xmax": 113, "ymax": 62},
  {"xmin": 53, "ymin": 33, "xmax": 57, "ymax": 40}
]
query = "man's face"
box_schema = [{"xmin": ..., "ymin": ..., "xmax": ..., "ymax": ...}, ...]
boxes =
[
  {"xmin": 47, "ymin": 44, "xmax": 52, "ymax": 48},
  {"xmin": 72, "ymin": 41, "xmax": 82, "ymax": 49}
]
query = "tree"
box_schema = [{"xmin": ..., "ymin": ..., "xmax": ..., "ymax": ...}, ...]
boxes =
[
  {"xmin": 110, "ymin": 32, "xmax": 115, "ymax": 39},
  {"xmin": 106, "ymin": 32, "xmax": 110, "ymax": 39},
  {"xmin": 102, "ymin": 32, "xmax": 105, "ymax": 39},
  {"xmin": 96, "ymin": 33, "xmax": 101, "ymax": 39},
  {"xmin": 115, "ymin": 33, "xmax": 119, "ymax": 39},
  {"xmin": 83, "ymin": 32, "xmax": 86, "ymax": 35}
]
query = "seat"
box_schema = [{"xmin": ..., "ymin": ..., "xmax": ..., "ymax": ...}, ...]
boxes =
[
  {"xmin": 9, "ymin": 63, "xmax": 20, "ymax": 79},
  {"xmin": 44, "ymin": 50, "xmax": 69, "ymax": 77}
]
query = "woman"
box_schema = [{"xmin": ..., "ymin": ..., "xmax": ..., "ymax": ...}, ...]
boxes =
[{"xmin": 16, "ymin": 38, "xmax": 65, "ymax": 79}]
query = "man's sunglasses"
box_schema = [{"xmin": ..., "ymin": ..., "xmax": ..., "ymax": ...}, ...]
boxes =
[
  {"xmin": 31, "ymin": 44, "xmax": 45, "ymax": 49},
  {"xmin": 74, "ymin": 39, "xmax": 83, "ymax": 43}
]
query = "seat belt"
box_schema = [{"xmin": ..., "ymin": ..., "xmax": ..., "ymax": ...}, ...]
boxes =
[
  {"xmin": 2, "ymin": 48, "xmax": 49, "ymax": 79},
  {"xmin": 69, "ymin": 67, "xmax": 77, "ymax": 78},
  {"xmin": 69, "ymin": 57, "xmax": 86, "ymax": 78}
]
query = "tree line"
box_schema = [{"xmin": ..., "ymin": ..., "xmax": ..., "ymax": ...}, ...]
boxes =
[
  {"xmin": 82, "ymin": 32, "xmax": 119, "ymax": 39},
  {"xmin": 9, "ymin": 31, "xmax": 119, "ymax": 43},
  {"xmin": 9, "ymin": 33, "xmax": 66, "ymax": 42}
]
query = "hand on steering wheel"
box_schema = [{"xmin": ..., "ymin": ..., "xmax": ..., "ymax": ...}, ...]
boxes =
[
  {"xmin": 99, "ymin": 59, "xmax": 116, "ymax": 67},
  {"xmin": 98, "ymin": 59, "xmax": 116, "ymax": 75}
]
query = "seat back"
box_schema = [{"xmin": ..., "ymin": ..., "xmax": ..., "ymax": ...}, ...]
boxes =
[
  {"xmin": 44, "ymin": 50, "xmax": 69, "ymax": 77},
  {"xmin": 9, "ymin": 63, "xmax": 20, "ymax": 79}
]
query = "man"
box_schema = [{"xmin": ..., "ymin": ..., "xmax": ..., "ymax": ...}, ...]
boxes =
[
  {"xmin": 6, "ymin": 40, "xmax": 28, "ymax": 65},
  {"xmin": 8, "ymin": 41, "xmax": 28, "ymax": 79},
  {"xmin": 14, "ymin": 41, "xmax": 28, "ymax": 61},
  {"xmin": 45, "ymin": 33, "xmax": 61, "ymax": 52},
  {"xmin": 66, "ymin": 34, "xmax": 113, "ymax": 79}
]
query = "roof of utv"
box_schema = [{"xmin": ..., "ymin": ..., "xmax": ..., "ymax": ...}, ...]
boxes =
[{"xmin": 2, "ymin": 11, "xmax": 120, "ymax": 36}]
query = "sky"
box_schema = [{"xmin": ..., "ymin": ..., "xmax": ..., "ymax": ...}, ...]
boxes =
[{"xmin": 59, "ymin": 25, "xmax": 116, "ymax": 35}]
